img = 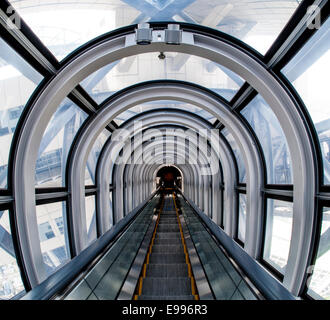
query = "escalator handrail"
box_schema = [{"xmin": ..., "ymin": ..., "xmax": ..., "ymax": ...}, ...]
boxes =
[
  {"xmin": 21, "ymin": 189, "xmax": 159, "ymax": 300},
  {"xmin": 179, "ymin": 191, "xmax": 296, "ymax": 300}
]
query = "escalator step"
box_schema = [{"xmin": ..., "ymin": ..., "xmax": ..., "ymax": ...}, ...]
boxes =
[
  {"xmin": 153, "ymin": 238, "xmax": 182, "ymax": 245},
  {"xmin": 157, "ymin": 224, "xmax": 180, "ymax": 232},
  {"xmin": 152, "ymin": 244, "xmax": 184, "ymax": 254},
  {"xmin": 141, "ymin": 278, "xmax": 192, "ymax": 296},
  {"xmin": 149, "ymin": 253, "xmax": 186, "ymax": 264},
  {"xmin": 156, "ymin": 232, "xmax": 181, "ymax": 239},
  {"xmin": 138, "ymin": 295, "xmax": 195, "ymax": 300},
  {"xmin": 159, "ymin": 218, "xmax": 178, "ymax": 223},
  {"xmin": 146, "ymin": 264, "xmax": 189, "ymax": 277}
]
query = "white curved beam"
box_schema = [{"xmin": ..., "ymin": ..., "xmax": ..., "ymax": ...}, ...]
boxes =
[{"xmin": 13, "ymin": 29, "xmax": 314, "ymax": 293}]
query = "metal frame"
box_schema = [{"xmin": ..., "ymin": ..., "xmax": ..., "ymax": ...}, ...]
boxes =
[
  {"xmin": 101, "ymin": 110, "xmax": 231, "ymax": 222},
  {"xmin": 96, "ymin": 110, "xmax": 229, "ymax": 234},
  {"xmin": 0, "ymin": 1, "xmax": 326, "ymax": 297},
  {"xmin": 11, "ymin": 27, "xmax": 315, "ymax": 292},
  {"xmin": 66, "ymin": 82, "xmax": 262, "ymax": 257}
]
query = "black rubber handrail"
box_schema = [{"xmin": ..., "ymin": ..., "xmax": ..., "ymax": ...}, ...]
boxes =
[
  {"xmin": 21, "ymin": 189, "xmax": 159, "ymax": 300},
  {"xmin": 179, "ymin": 191, "xmax": 296, "ymax": 300}
]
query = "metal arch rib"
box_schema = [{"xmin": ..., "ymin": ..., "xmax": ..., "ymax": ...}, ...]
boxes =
[
  {"xmin": 68, "ymin": 83, "xmax": 262, "ymax": 255},
  {"xmin": 112, "ymin": 131, "xmax": 215, "ymax": 222},
  {"xmin": 98, "ymin": 111, "xmax": 234, "ymax": 227},
  {"xmin": 13, "ymin": 28, "xmax": 314, "ymax": 294}
]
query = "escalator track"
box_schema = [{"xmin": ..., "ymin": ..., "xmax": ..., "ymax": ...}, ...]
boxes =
[{"xmin": 135, "ymin": 193, "xmax": 198, "ymax": 300}]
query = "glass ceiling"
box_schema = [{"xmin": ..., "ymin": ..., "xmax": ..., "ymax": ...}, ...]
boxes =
[
  {"xmin": 80, "ymin": 52, "xmax": 244, "ymax": 106},
  {"xmin": 10, "ymin": 0, "xmax": 300, "ymax": 60}
]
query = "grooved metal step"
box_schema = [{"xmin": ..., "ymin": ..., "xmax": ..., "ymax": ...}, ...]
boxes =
[
  {"xmin": 155, "ymin": 232, "xmax": 181, "ymax": 239},
  {"xmin": 141, "ymin": 278, "xmax": 192, "ymax": 296},
  {"xmin": 146, "ymin": 264, "xmax": 189, "ymax": 277},
  {"xmin": 149, "ymin": 253, "xmax": 186, "ymax": 264},
  {"xmin": 139, "ymin": 295, "xmax": 195, "ymax": 300},
  {"xmin": 157, "ymin": 224, "xmax": 180, "ymax": 232},
  {"xmin": 137, "ymin": 195, "xmax": 195, "ymax": 300},
  {"xmin": 153, "ymin": 238, "xmax": 182, "ymax": 245},
  {"xmin": 158, "ymin": 219, "xmax": 178, "ymax": 224},
  {"xmin": 152, "ymin": 244, "xmax": 183, "ymax": 254}
]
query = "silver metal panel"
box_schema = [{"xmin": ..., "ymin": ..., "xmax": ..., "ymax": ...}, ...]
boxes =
[
  {"xmin": 179, "ymin": 213, "xmax": 214, "ymax": 299},
  {"xmin": 117, "ymin": 213, "xmax": 158, "ymax": 300}
]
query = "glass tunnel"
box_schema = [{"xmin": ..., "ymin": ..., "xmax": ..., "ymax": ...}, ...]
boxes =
[{"xmin": 0, "ymin": 0, "xmax": 329, "ymax": 301}]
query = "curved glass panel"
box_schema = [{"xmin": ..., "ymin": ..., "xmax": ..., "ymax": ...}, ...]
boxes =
[
  {"xmin": 238, "ymin": 193, "xmax": 246, "ymax": 243},
  {"xmin": 263, "ymin": 199, "xmax": 293, "ymax": 274},
  {"xmin": 36, "ymin": 98, "xmax": 88, "ymax": 187},
  {"xmin": 85, "ymin": 130, "xmax": 111, "ymax": 186},
  {"xmin": 85, "ymin": 195, "xmax": 97, "ymax": 247},
  {"xmin": 10, "ymin": 0, "xmax": 299, "ymax": 58},
  {"xmin": 36, "ymin": 202, "xmax": 70, "ymax": 277},
  {"xmin": 282, "ymin": 18, "xmax": 330, "ymax": 184},
  {"xmin": 0, "ymin": 210, "xmax": 25, "ymax": 299},
  {"xmin": 115, "ymin": 100, "xmax": 216, "ymax": 125},
  {"xmin": 241, "ymin": 95, "xmax": 292, "ymax": 184},
  {"xmin": 307, "ymin": 207, "xmax": 330, "ymax": 300},
  {"xmin": 80, "ymin": 53, "xmax": 244, "ymax": 104},
  {"xmin": 0, "ymin": 37, "xmax": 43, "ymax": 189},
  {"xmin": 222, "ymin": 128, "xmax": 246, "ymax": 183}
]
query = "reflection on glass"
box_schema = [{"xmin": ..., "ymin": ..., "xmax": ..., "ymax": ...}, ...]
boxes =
[
  {"xmin": 238, "ymin": 193, "xmax": 246, "ymax": 243},
  {"xmin": 0, "ymin": 38, "xmax": 43, "ymax": 188},
  {"xmin": 11, "ymin": 0, "xmax": 299, "ymax": 58},
  {"xmin": 114, "ymin": 100, "xmax": 216, "ymax": 125},
  {"xmin": 85, "ymin": 129, "xmax": 111, "ymax": 185},
  {"xmin": 263, "ymin": 199, "xmax": 293, "ymax": 274},
  {"xmin": 282, "ymin": 18, "xmax": 330, "ymax": 184},
  {"xmin": 85, "ymin": 195, "xmax": 97, "ymax": 246},
  {"xmin": 36, "ymin": 98, "xmax": 88, "ymax": 187},
  {"xmin": 80, "ymin": 53, "xmax": 243, "ymax": 104},
  {"xmin": 222, "ymin": 128, "xmax": 246, "ymax": 183},
  {"xmin": 36, "ymin": 202, "xmax": 70, "ymax": 276},
  {"xmin": 183, "ymin": 0, "xmax": 299, "ymax": 54},
  {"xmin": 10, "ymin": 2, "xmax": 118, "ymax": 60},
  {"xmin": 307, "ymin": 207, "xmax": 330, "ymax": 300},
  {"xmin": 241, "ymin": 95, "xmax": 292, "ymax": 184},
  {"xmin": 0, "ymin": 210, "xmax": 25, "ymax": 299},
  {"xmin": 109, "ymin": 190, "xmax": 113, "ymax": 232}
]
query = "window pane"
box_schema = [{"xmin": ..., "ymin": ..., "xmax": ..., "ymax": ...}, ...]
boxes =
[
  {"xmin": 222, "ymin": 128, "xmax": 246, "ymax": 183},
  {"xmin": 0, "ymin": 38, "xmax": 43, "ymax": 188},
  {"xmin": 80, "ymin": 53, "xmax": 243, "ymax": 105},
  {"xmin": 36, "ymin": 98, "xmax": 88, "ymax": 187},
  {"xmin": 36, "ymin": 202, "xmax": 70, "ymax": 276},
  {"xmin": 0, "ymin": 210, "xmax": 25, "ymax": 299},
  {"xmin": 109, "ymin": 190, "xmax": 113, "ymax": 231},
  {"xmin": 241, "ymin": 95, "xmax": 292, "ymax": 184},
  {"xmin": 263, "ymin": 199, "xmax": 293, "ymax": 273},
  {"xmin": 238, "ymin": 193, "xmax": 246, "ymax": 243},
  {"xmin": 85, "ymin": 130, "xmax": 111, "ymax": 186},
  {"xmin": 10, "ymin": 2, "xmax": 120, "ymax": 61},
  {"xmin": 85, "ymin": 195, "xmax": 97, "ymax": 246},
  {"xmin": 183, "ymin": 0, "xmax": 299, "ymax": 54},
  {"xmin": 11, "ymin": 0, "xmax": 299, "ymax": 58},
  {"xmin": 282, "ymin": 18, "xmax": 330, "ymax": 184},
  {"xmin": 307, "ymin": 207, "xmax": 330, "ymax": 300}
]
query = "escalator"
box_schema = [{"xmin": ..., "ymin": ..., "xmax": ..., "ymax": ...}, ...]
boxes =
[
  {"xmin": 135, "ymin": 193, "xmax": 198, "ymax": 300},
  {"xmin": 22, "ymin": 189, "xmax": 294, "ymax": 300}
]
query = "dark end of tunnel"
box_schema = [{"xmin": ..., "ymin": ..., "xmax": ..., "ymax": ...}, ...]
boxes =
[{"xmin": 156, "ymin": 166, "xmax": 182, "ymax": 191}]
